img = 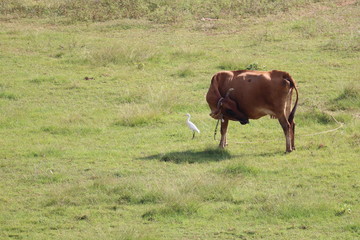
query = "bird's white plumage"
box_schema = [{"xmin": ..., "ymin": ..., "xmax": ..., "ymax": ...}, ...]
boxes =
[{"xmin": 185, "ymin": 113, "xmax": 200, "ymax": 133}]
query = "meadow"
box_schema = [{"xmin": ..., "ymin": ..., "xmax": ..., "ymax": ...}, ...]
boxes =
[{"xmin": 1, "ymin": 0, "xmax": 360, "ymax": 239}]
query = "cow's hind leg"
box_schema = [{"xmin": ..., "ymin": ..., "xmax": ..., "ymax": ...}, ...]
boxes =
[
  {"xmin": 291, "ymin": 121, "xmax": 295, "ymax": 150},
  {"xmin": 278, "ymin": 115, "xmax": 292, "ymax": 153},
  {"xmin": 219, "ymin": 119, "xmax": 229, "ymax": 148},
  {"xmin": 285, "ymin": 89, "xmax": 296, "ymax": 150}
]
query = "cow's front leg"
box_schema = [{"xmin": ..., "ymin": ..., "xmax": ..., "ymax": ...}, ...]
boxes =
[{"xmin": 219, "ymin": 119, "xmax": 229, "ymax": 148}]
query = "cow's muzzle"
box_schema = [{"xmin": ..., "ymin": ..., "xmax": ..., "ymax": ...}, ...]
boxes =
[{"xmin": 239, "ymin": 118, "xmax": 249, "ymax": 125}]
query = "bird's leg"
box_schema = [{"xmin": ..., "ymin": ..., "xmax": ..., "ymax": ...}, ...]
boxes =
[{"xmin": 192, "ymin": 131, "xmax": 195, "ymax": 139}]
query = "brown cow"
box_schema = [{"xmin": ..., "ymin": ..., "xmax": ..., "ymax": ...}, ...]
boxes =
[{"xmin": 206, "ymin": 70, "xmax": 299, "ymax": 152}]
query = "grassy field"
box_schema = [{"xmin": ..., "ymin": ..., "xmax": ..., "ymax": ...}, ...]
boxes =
[{"xmin": 1, "ymin": 0, "xmax": 360, "ymax": 239}]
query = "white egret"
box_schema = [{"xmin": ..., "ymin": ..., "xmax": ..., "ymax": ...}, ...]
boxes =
[{"xmin": 185, "ymin": 113, "xmax": 200, "ymax": 139}]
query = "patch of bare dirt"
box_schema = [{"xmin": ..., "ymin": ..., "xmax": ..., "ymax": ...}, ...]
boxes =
[{"xmin": 336, "ymin": 0, "xmax": 357, "ymax": 7}]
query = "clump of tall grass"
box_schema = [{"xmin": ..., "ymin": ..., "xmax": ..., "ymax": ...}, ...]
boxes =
[
  {"xmin": 218, "ymin": 60, "xmax": 265, "ymax": 71},
  {"xmin": 114, "ymin": 86, "xmax": 177, "ymax": 127},
  {"xmin": 181, "ymin": 177, "xmax": 235, "ymax": 202},
  {"xmin": 1, "ymin": 0, "xmax": 332, "ymax": 23},
  {"xmin": 289, "ymin": 18, "xmax": 336, "ymax": 39},
  {"xmin": 344, "ymin": 224, "xmax": 360, "ymax": 235},
  {"xmin": 0, "ymin": 92, "xmax": 17, "ymax": 100},
  {"xmin": 330, "ymin": 84, "xmax": 360, "ymax": 110},
  {"xmin": 218, "ymin": 57, "xmax": 246, "ymax": 70},
  {"xmin": 174, "ymin": 67, "xmax": 195, "ymax": 78},
  {"xmin": 116, "ymin": 90, "xmax": 145, "ymax": 104},
  {"xmin": 247, "ymin": 191, "xmax": 337, "ymax": 220},
  {"xmin": 29, "ymin": 76, "xmax": 57, "ymax": 84},
  {"xmin": 84, "ymin": 43, "xmax": 155, "ymax": 67},
  {"xmin": 117, "ymin": 229, "xmax": 157, "ymax": 240},
  {"xmin": 0, "ymin": 0, "xmax": 148, "ymax": 21},
  {"xmin": 141, "ymin": 174, "xmax": 237, "ymax": 220},
  {"xmin": 0, "ymin": 84, "xmax": 17, "ymax": 100},
  {"xmin": 274, "ymin": 203, "xmax": 333, "ymax": 220},
  {"xmin": 142, "ymin": 200, "xmax": 200, "ymax": 221},
  {"xmin": 219, "ymin": 163, "xmax": 261, "ymax": 177},
  {"xmin": 170, "ymin": 49, "xmax": 205, "ymax": 60},
  {"xmin": 296, "ymin": 109, "xmax": 336, "ymax": 125},
  {"xmin": 44, "ymin": 177, "xmax": 166, "ymax": 207},
  {"xmin": 40, "ymin": 125, "xmax": 102, "ymax": 136},
  {"xmin": 322, "ymin": 36, "xmax": 360, "ymax": 52},
  {"xmin": 147, "ymin": 5, "xmax": 185, "ymax": 24},
  {"xmin": 110, "ymin": 184, "xmax": 164, "ymax": 205},
  {"xmin": 146, "ymin": 86, "xmax": 178, "ymax": 111},
  {"xmin": 114, "ymin": 104, "xmax": 162, "ymax": 127}
]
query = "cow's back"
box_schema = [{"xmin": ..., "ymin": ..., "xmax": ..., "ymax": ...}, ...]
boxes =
[{"xmin": 229, "ymin": 70, "xmax": 292, "ymax": 119}]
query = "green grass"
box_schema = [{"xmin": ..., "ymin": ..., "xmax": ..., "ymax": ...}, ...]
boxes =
[
  {"xmin": 1, "ymin": 0, "xmax": 360, "ymax": 239},
  {"xmin": 331, "ymin": 84, "xmax": 360, "ymax": 110}
]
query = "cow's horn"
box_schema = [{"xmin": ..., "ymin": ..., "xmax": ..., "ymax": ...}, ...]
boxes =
[{"xmin": 226, "ymin": 88, "xmax": 234, "ymax": 97}]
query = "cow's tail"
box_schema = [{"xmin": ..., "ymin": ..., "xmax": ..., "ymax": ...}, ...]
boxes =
[{"xmin": 286, "ymin": 75, "xmax": 298, "ymax": 123}]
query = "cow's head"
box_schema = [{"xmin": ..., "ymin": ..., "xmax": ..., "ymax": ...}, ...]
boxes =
[{"xmin": 220, "ymin": 88, "xmax": 249, "ymax": 125}]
